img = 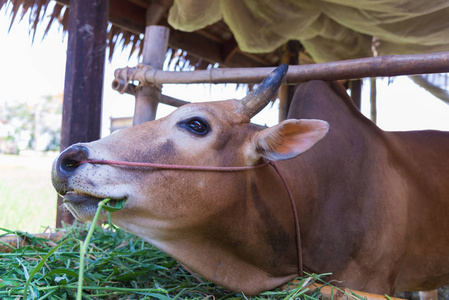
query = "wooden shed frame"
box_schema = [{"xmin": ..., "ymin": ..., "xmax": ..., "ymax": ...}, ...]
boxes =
[{"xmin": 57, "ymin": 0, "xmax": 449, "ymax": 227}]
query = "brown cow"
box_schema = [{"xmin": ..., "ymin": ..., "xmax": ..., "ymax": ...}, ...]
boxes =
[{"xmin": 51, "ymin": 65, "xmax": 449, "ymax": 296}]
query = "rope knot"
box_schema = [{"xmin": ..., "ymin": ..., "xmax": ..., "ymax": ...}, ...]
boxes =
[{"xmin": 116, "ymin": 64, "xmax": 162, "ymax": 94}]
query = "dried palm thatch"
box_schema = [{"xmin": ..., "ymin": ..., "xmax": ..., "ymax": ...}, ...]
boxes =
[
  {"xmin": 0, "ymin": 0, "xmax": 213, "ymax": 70},
  {"xmin": 2, "ymin": 0, "xmax": 138, "ymax": 59},
  {"xmin": 2, "ymin": 0, "xmax": 65, "ymax": 42}
]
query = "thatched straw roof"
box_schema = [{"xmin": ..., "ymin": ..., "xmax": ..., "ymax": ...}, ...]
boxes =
[
  {"xmin": 1, "ymin": 0, "xmax": 67, "ymax": 43},
  {"xmin": 2, "ymin": 0, "xmax": 143, "ymax": 62}
]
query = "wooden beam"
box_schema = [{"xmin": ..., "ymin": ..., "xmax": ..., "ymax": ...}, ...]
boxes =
[
  {"xmin": 109, "ymin": 0, "xmax": 146, "ymax": 34},
  {"xmin": 279, "ymin": 41, "xmax": 300, "ymax": 121},
  {"xmin": 145, "ymin": 0, "xmax": 173, "ymax": 26},
  {"xmin": 127, "ymin": 0, "xmax": 151, "ymax": 8},
  {"xmin": 167, "ymin": 27, "xmax": 273, "ymax": 68},
  {"xmin": 221, "ymin": 38, "xmax": 239, "ymax": 64},
  {"xmin": 57, "ymin": 0, "xmax": 109, "ymax": 227}
]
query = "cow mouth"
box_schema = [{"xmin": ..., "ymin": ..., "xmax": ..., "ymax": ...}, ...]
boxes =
[{"xmin": 62, "ymin": 191, "xmax": 127, "ymax": 217}]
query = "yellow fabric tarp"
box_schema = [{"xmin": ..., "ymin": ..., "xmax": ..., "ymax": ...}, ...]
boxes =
[{"xmin": 168, "ymin": 0, "xmax": 449, "ymax": 63}]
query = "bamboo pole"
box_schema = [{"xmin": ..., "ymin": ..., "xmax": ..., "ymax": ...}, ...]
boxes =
[
  {"xmin": 112, "ymin": 80, "xmax": 189, "ymax": 107},
  {"xmin": 349, "ymin": 80, "xmax": 362, "ymax": 109},
  {"xmin": 113, "ymin": 52, "xmax": 449, "ymax": 89},
  {"xmin": 132, "ymin": 25, "xmax": 169, "ymax": 126}
]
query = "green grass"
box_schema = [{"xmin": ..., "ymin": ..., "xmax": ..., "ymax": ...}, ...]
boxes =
[
  {"xmin": 0, "ymin": 222, "xmax": 334, "ymax": 299},
  {"xmin": 0, "ymin": 152, "xmax": 58, "ymax": 232}
]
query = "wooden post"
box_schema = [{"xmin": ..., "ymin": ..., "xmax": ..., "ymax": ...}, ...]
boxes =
[
  {"xmin": 370, "ymin": 78, "xmax": 377, "ymax": 123},
  {"xmin": 279, "ymin": 41, "xmax": 300, "ymax": 121},
  {"xmin": 57, "ymin": 0, "xmax": 109, "ymax": 227},
  {"xmin": 349, "ymin": 79, "xmax": 362, "ymax": 110},
  {"xmin": 133, "ymin": 25, "xmax": 169, "ymax": 125}
]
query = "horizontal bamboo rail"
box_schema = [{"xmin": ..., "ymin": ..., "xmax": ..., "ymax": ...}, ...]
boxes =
[
  {"xmin": 113, "ymin": 52, "xmax": 449, "ymax": 90},
  {"xmin": 114, "ymin": 80, "xmax": 189, "ymax": 106},
  {"xmin": 0, "ymin": 231, "xmax": 65, "ymax": 253}
]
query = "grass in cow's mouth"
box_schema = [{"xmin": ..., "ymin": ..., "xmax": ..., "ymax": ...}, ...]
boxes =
[
  {"xmin": 103, "ymin": 197, "xmax": 126, "ymax": 212},
  {"xmin": 0, "ymin": 199, "xmax": 350, "ymax": 299}
]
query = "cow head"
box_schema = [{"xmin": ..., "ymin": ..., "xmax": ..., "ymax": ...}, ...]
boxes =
[{"xmin": 51, "ymin": 65, "xmax": 329, "ymax": 294}]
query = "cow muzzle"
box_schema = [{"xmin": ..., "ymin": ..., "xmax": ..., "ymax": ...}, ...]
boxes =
[
  {"xmin": 51, "ymin": 144, "xmax": 128, "ymax": 221},
  {"xmin": 51, "ymin": 144, "xmax": 89, "ymax": 195}
]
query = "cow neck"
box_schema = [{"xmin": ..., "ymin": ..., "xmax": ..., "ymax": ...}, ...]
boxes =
[{"xmin": 79, "ymin": 158, "xmax": 303, "ymax": 277}]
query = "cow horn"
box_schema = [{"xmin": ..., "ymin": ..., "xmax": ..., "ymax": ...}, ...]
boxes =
[{"xmin": 241, "ymin": 64, "xmax": 288, "ymax": 118}]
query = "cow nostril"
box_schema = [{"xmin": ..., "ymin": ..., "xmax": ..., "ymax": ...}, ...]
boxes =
[
  {"xmin": 56, "ymin": 145, "xmax": 90, "ymax": 178},
  {"xmin": 60, "ymin": 157, "xmax": 81, "ymax": 173}
]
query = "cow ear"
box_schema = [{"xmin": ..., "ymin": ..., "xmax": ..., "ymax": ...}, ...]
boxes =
[{"xmin": 253, "ymin": 119, "xmax": 329, "ymax": 161}]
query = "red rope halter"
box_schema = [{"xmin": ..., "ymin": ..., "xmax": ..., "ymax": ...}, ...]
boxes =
[{"xmin": 78, "ymin": 158, "xmax": 303, "ymax": 277}]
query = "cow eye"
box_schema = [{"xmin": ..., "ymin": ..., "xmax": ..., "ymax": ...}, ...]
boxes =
[{"xmin": 178, "ymin": 117, "xmax": 210, "ymax": 135}]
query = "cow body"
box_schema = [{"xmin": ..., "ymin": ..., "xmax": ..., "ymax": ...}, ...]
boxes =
[
  {"xmin": 51, "ymin": 67, "xmax": 449, "ymax": 296},
  {"xmin": 288, "ymin": 81, "xmax": 449, "ymax": 293}
]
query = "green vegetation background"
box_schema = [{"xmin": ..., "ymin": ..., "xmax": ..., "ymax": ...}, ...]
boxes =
[{"xmin": 0, "ymin": 152, "xmax": 57, "ymax": 232}]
